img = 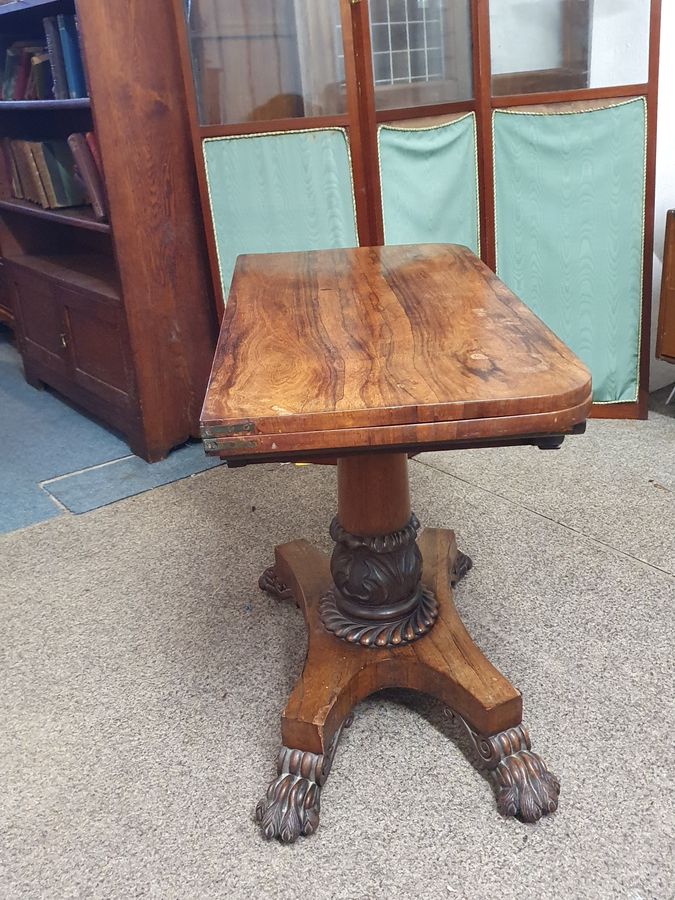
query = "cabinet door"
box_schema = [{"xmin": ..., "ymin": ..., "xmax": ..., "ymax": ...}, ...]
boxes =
[
  {"xmin": 0, "ymin": 259, "xmax": 13, "ymax": 325},
  {"xmin": 11, "ymin": 267, "xmax": 68, "ymax": 376},
  {"xmin": 60, "ymin": 287, "xmax": 134, "ymax": 407}
]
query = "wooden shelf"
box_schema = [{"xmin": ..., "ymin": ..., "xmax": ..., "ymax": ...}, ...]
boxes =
[
  {"xmin": 0, "ymin": 197, "xmax": 110, "ymax": 232},
  {"xmin": 0, "ymin": 0, "xmax": 63, "ymax": 16},
  {"xmin": 0, "ymin": 98, "xmax": 90, "ymax": 109},
  {"xmin": 10, "ymin": 252, "xmax": 120, "ymax": 300}
]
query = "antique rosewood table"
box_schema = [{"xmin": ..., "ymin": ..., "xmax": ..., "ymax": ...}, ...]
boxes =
[{"xmin": 201, "ymin": 244, "xmax": 592, "ymax": 843}]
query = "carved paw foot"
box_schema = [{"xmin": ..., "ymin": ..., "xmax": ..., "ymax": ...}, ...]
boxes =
[
  {"xmin": 259, "ymin": 566, "xmax": 295, "ymax": 604},
  {"xmin": 255, "ymin": 759, "xmax": 322, "ymax": 843},
  {"xmin": 493, "ymin": 743, "xmax": 560, "ymax": 822},
  {"xmin": 256, "ymin": 721, "xmax": 350, "ymax": 843},
  {"xmin": 451, "ymin": 549, "xmax": 473, "ymax": 586},
  {"xmin": 454, "ymin": 715, "xmax": 559, "ymax": 823}
]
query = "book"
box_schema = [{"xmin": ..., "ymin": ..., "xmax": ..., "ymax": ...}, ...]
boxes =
[
  {"xmin": 42, "ymin": 139, "xmax": 87, "ymax": 207},
  {"xmin": 43, "ymin": 17, "xmax": 67, "ymax": 100},
  {"xmin": 2, "ymin": 41, "xmax": 40, "ymax": 100},
  {"xmin": 10, "ymin": 140, "xmax": 44, "ymax": 205},
  {"xmin": 1, "ymin": 138, "xmax": 22, "ymax": 197},
  {"xmin": 9, "ymin": 141, "xmax": 30, "ymax": 201},
  {"xmin": 31, "ymin": 52, "xmax": 53, "ymax": 100},
  {"xmin": 0, "ymin": 137, "xmax": 13, "ymax": 199},
  {"xmin": 67, "ymin": 133, "xmax": 106, "ymax": 220},
  {"xmin": 23, "ymin": 64, "xmax": 37, "ymax": 101},
  {"xmin": 57, "ymin": 14, "xmax": 87, "ymax": 99},
  {"xmin": 14, "ymin": 45, "xmax": 43, "ymax": 100},
  {"xmin": 27, "ymin": 142, "xmax": 51, "ymax": 207},
  {"xmin": 85, "ymin": 132, "xmax": 102, "ymax": 179},
  {"xmin": 1, "ymin": 139, "xmax": 91, "ymax": 209},
  {"xmin": 23, "ymin": 49, "xmax": 48, "ymax": 102},
  {"xmin": 0, "ymin": 34, "xmax": 14, "ymax": 92},
  {"xmin": 30, "ymin": 141, "xmax": 60, "ymax": 208}
]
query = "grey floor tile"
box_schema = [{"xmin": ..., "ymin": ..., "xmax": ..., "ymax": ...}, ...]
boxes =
[{"xmin": 419, "ymin": 415, "xmax": 675, "ymax": 575}]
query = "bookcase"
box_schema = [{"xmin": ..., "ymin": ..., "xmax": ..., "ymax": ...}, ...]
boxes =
[{"xmin": 0, "ymin": 0, "xmax": 217, "ymax": 461}]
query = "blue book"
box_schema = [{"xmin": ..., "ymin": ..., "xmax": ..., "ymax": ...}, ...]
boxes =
[{"xmin": 56, "ymin": 14, "xmax": 87, "ymax": 99}]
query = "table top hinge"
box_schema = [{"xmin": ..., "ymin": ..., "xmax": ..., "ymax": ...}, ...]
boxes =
[{"xmin": 207, "ymin": 421, "xmax": 256, "ymax": 437}]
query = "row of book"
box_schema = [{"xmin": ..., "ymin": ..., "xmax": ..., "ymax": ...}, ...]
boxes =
[
  {"xmin": 0, "ymin": 133, "xmax": 107, "ymax": 221},
  {"xmin": 1, "ymin": 15, "xmax": 87, "ymax": 101}
]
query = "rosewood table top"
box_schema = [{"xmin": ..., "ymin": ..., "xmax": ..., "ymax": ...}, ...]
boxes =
[{"xmin": 201, "ymin": 244, "xmax": 592, "ymax": 461}]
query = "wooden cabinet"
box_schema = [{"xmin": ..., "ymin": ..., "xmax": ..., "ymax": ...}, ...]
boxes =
[
  {"xmin": 657, "ymin": 209, "xmax": 675, "ymax": 364},
  {"xmin": 0, "ymin": 0, "xmax": 217, "ymax": 461}
]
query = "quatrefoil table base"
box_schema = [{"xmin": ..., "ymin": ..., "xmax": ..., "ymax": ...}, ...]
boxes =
[
  {"xmin": 200, "ymin": 244, "xmax": 591, "ymax": 844},
  {"xmin": 255, "ymin": 509, "xmax": 559, "ymax": 843}
]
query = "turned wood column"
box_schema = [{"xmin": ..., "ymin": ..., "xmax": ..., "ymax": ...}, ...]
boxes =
[
  {"xmin": 337, "ymin": 453, "xmax": 411, "ymax": 535},
  {"xmin": 320, "ymin": 453, "xmax": 438, "ymax": 647}
]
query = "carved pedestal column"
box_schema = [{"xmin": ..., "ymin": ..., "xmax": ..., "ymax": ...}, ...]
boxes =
[{"xmin": 320, "ymin": 453, "xmax": 437, "ymax": 647}]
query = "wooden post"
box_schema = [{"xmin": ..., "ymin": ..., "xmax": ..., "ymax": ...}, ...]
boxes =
[{"xmin": 337, "ymin": 453, "xmax": 411, "ymax": 536}]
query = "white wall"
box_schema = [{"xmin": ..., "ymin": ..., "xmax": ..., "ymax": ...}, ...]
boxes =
[
  {"xmin": 650, "ymin": 0, "xmax": 675, "ymax": 390},
  {"xmin": 490, "ymin": 0, "xmax": 652, "ymax": 84},
  {"xmin": 490, "ymin": 0, "xmax": 562, "ymax": 74},
  {"xmin": 589, "ymin": 0, "xmax": 650, "ymax": 87}
]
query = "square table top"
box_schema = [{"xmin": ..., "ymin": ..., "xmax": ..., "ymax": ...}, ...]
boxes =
[{"xmin": 201, "ymin": 244, "xmax": 592, "ymax": 461}]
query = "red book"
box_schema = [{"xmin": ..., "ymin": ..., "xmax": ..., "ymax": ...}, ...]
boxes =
[
  {"xmin": 67, "ymin": 133, "xmax": 107, "ymax": 221},
  {"xmin": 14, "ymin": 45, "xmax": 42, "ymax": 99}
]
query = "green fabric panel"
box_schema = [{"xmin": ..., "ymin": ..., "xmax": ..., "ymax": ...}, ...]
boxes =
[
  {"xmin": 378, "ymin": 114, "xmax": 479, "ymax": 254},
  {"xmin": 493, "ymin": 99, "xmax": 646, "ymax": 404},
  {"xmin": 203, "ymin": 129, "xmax": 358, "ymax": 296}
]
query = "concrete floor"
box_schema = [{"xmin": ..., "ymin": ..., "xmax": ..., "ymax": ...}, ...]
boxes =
[{"xmin": 1, "ymin": 403, "xmax": 674, "ymax": 899}]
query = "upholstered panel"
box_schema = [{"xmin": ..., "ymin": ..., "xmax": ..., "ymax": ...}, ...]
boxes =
[
  {"xmin": 493, "ymin": 98, "xmax": 647, "ymax": 403},
  {"xmin": 203, "ymin": 128, "xmax": 358, "ymax": 297},
  {"xmin": 378, "ymin": 113, "xmax": 479, "ymax": 254}
]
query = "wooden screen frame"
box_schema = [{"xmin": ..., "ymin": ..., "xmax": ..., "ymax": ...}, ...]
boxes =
[
  {"xmin": 656, "ymin": 209, "xmax": 675, "ymax": 364},
  {"xmin": 172, "ymin": 0, "xmax": 661, "ymax": 420}
]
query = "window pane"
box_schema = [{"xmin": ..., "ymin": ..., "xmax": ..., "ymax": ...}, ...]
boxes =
[
  {"xmin": 371, "ymin": 0, "xmax": 473, "ymax": 111},
  {"xmin": 490, "ymin": 0, "xmax": 650, "ymax": 97},
  {"xmin": 185, "ymin": 0, "xmax": 344, "ymax": 124}
]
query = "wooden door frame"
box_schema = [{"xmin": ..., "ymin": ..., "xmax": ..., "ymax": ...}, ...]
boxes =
[{"xmin": 172, "ymin": 0, "xmax": 661, "ymax": 419}]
